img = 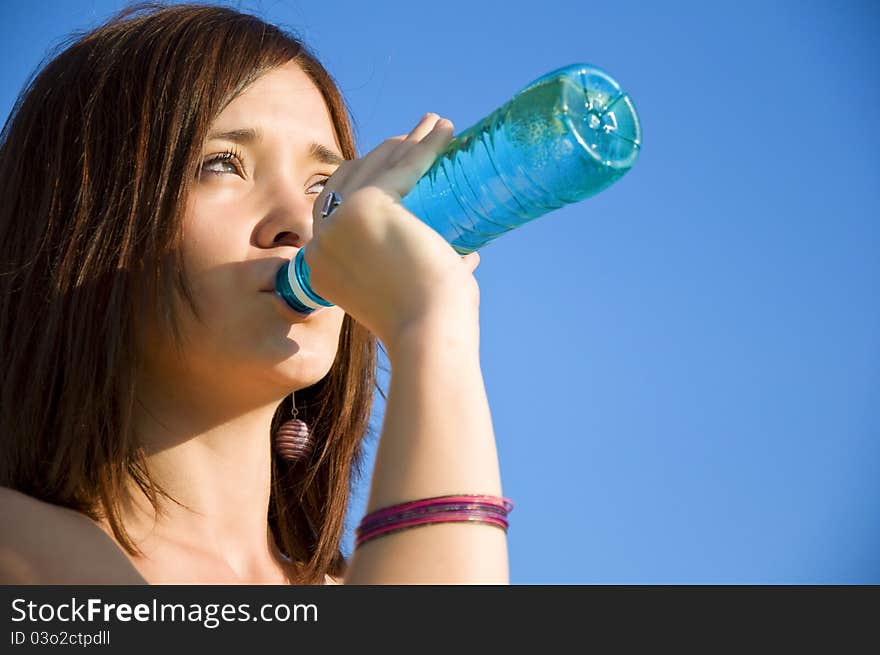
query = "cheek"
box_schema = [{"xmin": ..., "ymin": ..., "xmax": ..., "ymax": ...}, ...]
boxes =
[
  {"xmin": 182, "ymin": 216, "xmax": 253, "ymax": 301},
  {"xmin": 184, "ymin": 232, "xmax": 234, "ymax": 278}
]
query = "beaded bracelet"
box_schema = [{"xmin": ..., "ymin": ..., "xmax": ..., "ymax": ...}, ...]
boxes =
[{"xmin": 354, "ymin": 494, "xmax": 514, "ymax": 548}]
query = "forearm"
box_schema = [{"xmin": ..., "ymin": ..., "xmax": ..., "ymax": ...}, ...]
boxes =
[{"xmin": 343, "ymin": 325, "xmax": 508, "ymax": 584}]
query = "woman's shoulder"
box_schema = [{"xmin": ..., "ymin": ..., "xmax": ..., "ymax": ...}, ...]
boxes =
[
  {"xmin": 0, "ymin": 486, "xmax": 146, "ymax": 584},
  {"xmin": 0, "ymin": 487, "xmax": 343, "ymax": 585}
]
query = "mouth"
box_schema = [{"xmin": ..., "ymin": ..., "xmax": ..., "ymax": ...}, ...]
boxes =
[{"xmin": 262, "ymin": 290, "xmax": 324, "ymax": 321}]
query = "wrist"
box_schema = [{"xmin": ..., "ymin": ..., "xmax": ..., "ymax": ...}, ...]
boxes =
[{"xmin": 385, "ymin": 311, "xmax": 480, "ymax": 365}]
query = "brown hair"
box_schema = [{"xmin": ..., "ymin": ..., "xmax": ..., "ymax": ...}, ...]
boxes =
[{"xmin": 0, "ymin": 2, "xmax": 377, "ymax": 584}]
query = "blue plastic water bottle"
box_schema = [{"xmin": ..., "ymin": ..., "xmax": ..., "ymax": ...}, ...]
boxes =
[{"xmin": 276, "ymin": 62, "xmax": 642, "ymax": 315}]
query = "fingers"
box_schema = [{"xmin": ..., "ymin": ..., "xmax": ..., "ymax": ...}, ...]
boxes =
[
  {"xmin": 384, "ymin": 114, "xmax": 453, "ymax": 169},
  {"xmin": 410, "ymin": 117, "xmax": 454, "ymax": 153},
  {"xmin": 382, "ymin": 118, "xmax": 454, "ymax": 196},
  {"xmin": 403, "ymin": 113, "xmax": 444, "ymax": 144},
  {"xmin": 461, "ymin": 251, "xmax": 480, "ymax": 273},
  {"xmin": 317, "ymin": 113, "xmax": 455, "ymax": 216},
  {"xmin": 330, "ymin": 133, "xmax": 407, "ymax": 197}
]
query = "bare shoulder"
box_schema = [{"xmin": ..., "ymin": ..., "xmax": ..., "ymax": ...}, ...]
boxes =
[
  {"xmin": 323, "ymin": 573, "xmax": 343, "ymax": 585},
  {"xmin": 0, "ymin": 486, "xmax": 145, "ymax": 584}
]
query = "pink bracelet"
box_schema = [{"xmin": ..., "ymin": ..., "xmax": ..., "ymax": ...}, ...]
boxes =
[
  {"xmin": 357, "ymin": 502, "xmax": 509, "ymax": 533},
  {"xmin": 356, "ymin": 513, "xmax": 509, "ymax": 547},
  {"xmin": 361, "ymin": 494, "xmax": 514, "ymax": 522},
  {"xmin": 354, "ymin": 494, "xmax": 514, "ymax": 549}
]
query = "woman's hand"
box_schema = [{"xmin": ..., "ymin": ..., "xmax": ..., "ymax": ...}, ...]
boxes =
[{"xmin": 304, "ymin": 113, "xmax": 481, "ymax": 353}]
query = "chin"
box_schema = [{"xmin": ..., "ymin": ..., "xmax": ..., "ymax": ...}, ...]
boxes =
[
  {"xmin": 261, "ymin": 309, "xmax": 345, "ymax": 390},
  {"xmin": 271, "ymin": 343, "xmax": 338, "ymax": 389}
]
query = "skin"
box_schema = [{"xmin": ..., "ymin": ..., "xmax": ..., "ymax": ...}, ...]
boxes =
[
  {"xmin": 0, "ymin": 59, "xmax": 502, "ymax": 585},
  {"xmin": 102, "ymin": 61, "xmax": 351, "ymax": 583},
  {"xmin": 113, "ymin": 60, "xmax": 483, "ymax": 583}
]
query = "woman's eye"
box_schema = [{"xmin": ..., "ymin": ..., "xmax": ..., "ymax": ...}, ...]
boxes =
[
  {"xmin": 199, "ymin": 154, "xmax": 330, "ymax": 192},
  {"xmin": 201, "ymin": 152, "xmax": 241, "ymax": 177},
  {"xmin": 307, "ymin": 178, "xmax": 330, "ymax": 194}
]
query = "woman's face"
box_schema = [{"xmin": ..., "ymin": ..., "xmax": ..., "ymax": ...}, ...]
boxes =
[{"xmin": 146, "ymin": 61, "xmax": 347, "ymax": 396}]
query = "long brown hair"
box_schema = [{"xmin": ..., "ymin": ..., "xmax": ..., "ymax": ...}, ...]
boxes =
[{"xmin": 0, "ymin": 2, "xmax": 377, "ymax": 584}]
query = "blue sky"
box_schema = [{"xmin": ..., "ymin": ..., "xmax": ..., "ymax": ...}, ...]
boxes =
[{"xmin": 2, "ymin": 0, "xmax": 877, "ymax": 583}]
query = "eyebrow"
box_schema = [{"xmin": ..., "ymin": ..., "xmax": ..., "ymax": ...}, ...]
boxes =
[
  {"xmin": 309, "ymin": 142, "xmax": 347, "ymax": 167},
  {"xmin": 206, "ymin": 127, "xmax": 346, "ymax": 166}
]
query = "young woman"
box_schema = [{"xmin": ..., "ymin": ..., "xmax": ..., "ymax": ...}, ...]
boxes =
[{"xmin": 0, "ymin": 3, "xmax": 510, "ymax": 585}]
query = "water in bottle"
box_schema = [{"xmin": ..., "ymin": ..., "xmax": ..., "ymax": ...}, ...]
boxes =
[{"xmin": 276, "ymin": 62, "xmax": 641, "ymax": 314}]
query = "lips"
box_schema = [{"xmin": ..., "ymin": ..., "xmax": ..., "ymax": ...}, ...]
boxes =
[
  {"xmin": 259, "ymin": 258, "xmax": 294, "ymax": 294},
  {"xmin": 256, "ymin": 257, "xmax": 326, "ymax": 318},
  {"xmin": 263, "ymin": 289, "xmax": 324, "ymax": 320}
]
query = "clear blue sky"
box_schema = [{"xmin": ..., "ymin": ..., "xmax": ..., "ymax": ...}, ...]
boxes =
[{"xmin": 2, "ymin": 0, "xmax": 877, "ymax": 583}]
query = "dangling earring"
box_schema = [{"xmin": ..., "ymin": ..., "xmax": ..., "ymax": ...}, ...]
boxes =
[{"xmin": 273, "ymin": 391, "xmax": 314, "ymax": 463}]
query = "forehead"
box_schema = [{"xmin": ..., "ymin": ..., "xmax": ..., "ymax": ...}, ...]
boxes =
[{"xmin": 211, "ymin": 60, "xmax": 339, "ymax": 150}]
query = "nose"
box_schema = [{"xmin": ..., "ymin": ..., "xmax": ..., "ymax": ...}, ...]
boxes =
[{"xmin": 253, "ymin": 179, "xmax": 317, "ymax": 250}]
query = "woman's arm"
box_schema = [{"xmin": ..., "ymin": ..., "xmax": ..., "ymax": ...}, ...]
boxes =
[
  {"xmin": 343, "ymin": 318, "xmax": 507, "ymax": 585},
  {"xmin": 304, "ymin": 115, "xmax": 508, "ymax": 583}
]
